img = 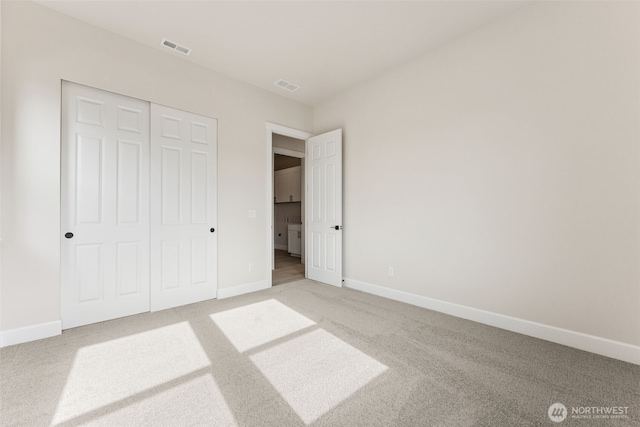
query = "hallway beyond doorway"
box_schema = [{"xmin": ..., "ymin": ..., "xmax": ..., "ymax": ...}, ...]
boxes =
[{"xmin": 273, "ymin": 250, "xmax": 304, "ymax": 286}]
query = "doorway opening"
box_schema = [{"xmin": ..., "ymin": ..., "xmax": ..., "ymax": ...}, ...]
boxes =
[
  {"xmin": 273, "ymin": 142, "xmax": 304, "ymax": 285},
  {"xmin": 266, "ymin": 123, "xmax": 343, "ymax": 288},
  {"xmin": 265, "ymin": 123, "xmax": 312, "ymax": 287}
]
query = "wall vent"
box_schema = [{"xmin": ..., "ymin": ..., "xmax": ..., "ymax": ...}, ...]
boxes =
[
  {"xmin": 161, "ymin": 38, "xmax": 191, "ymax": 56},
  {"xmin": 274, "ymin": 79, "xmax": 300, "ymax": 92}
]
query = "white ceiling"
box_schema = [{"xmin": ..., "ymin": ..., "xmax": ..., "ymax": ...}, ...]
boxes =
[{"xmin": 35, "ymin": 0, "xmax": 532, "ymax": 106}]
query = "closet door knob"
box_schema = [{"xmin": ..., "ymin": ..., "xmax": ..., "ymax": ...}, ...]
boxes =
[
  {"xmin": 210, "ymin": 228, "xmax": 215, "ymax": 233},
  {"xmin": 65, "ymin": 232, "xmax": 74, "ymax": 239}
]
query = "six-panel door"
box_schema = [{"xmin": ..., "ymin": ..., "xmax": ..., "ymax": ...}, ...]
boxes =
[
  {"xmin": 61, "ymin": 82, "xmax": 151, "ymax": 328},
  {"xmin": 306, "ymin": 129, "xmax": 343, "ymax": 287},
  {"xmin": 150, "ymin": 104, "xmax": 218, "ymax": 311}
]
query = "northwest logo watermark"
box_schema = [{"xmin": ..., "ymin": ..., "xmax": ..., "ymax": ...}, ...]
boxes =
[
  {"xmin": 548, "ymin": 403, "xmax": 567, "ymax": 423},
  {"xmin": 548, "ymin": 403, "xmax": 630, "ymax": 423}
]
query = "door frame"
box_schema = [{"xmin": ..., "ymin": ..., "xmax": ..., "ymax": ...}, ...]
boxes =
[{"xmin": 265, "ymin": 123, "xmax": 312, "ymax": 286}]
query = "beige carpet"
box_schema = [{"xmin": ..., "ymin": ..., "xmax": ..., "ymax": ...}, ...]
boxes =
[{"xmin": 1, "ymin": 280, "xmax": 638, "ymax": 426}]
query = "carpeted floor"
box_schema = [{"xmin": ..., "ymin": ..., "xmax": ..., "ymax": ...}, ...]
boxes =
[{"xmin": 1, "ymin": 280, "xmax": 638, "ymax": 426}]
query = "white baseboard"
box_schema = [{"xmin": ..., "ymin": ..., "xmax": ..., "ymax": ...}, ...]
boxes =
[
  {"xmin": 0, "ymin": 320, "xmax": 62, "ymax": 348},
  {"xmin": 217, "ymin": 279, "xmax": 271, "ymax": 300},
  {"xmin": 343, "ymin": 278, "xmax": 640, "ymax": 366},
  {"xmin": 274, "ymin": 244, "xmax": 288, "ymax": 251}
]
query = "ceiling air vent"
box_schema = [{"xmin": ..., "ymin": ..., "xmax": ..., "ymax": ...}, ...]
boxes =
[
  {"xmin": 161, "ymin": 38, "xmax": 191, "ymax": 56},
  {"xmin": 274, "ymin": 79, "xmax": 300, "ymax": 92}
]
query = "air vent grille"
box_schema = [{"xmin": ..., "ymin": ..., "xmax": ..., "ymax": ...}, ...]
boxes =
[
  {"xmin": 274, "ymin": 79, "xmax": 300, "ymax": 92},
  {"xmin": 175, "ymin": 45, "xmax": 190, "ymax": 55},
  {"xmin": 161, "ymin": 38, "xmax": 191, "ymax": 56}
]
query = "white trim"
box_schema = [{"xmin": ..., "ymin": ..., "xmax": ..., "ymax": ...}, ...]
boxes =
[
  {"xmin": 274, "ymin": 244, "xmax": 288, "ymax": 251},
  {"xmin": 273, "ymin": 147, "xmax": 304, "ymax": 159},
  {"xmin": 266, "ymin": 122, "xmax": 312, "ymax": 140},
  {"xmin": 265, "ymin": 123, "xmax": 313, "ymax": 283},
  {"xmin": 0, "ymin": 320, "xmax": 62, "ymax": 348},
  {"xmin": 344, "ymin": 278, "xmax": 640, "ymax": 365},
  {"xmin": 217, "ymin": 280, "xmax": 270, "ymax": 300}
]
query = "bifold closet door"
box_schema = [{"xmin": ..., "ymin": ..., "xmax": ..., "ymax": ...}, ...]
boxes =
[
  {"xmin": 150, "ymin": 104, "xmax": 218, "ymax": 311},
  {"xmin": 61, "ymin": 82, "xmax": 150, "ymax": 329}
]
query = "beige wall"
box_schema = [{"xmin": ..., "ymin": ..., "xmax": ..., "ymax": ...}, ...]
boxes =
[
  {"xmin": 0, "ymin": 1, "xmax": 312, "ymax": 331},
  {"xmin": 314, "ymin": 1, "xmax": 640, "ymax": 346}
]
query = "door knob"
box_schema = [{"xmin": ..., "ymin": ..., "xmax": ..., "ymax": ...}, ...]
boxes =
[
  {"xmin": 210, "ymin": 228, "xmax": 215, "ymax": 233},
  {"xmin": 330, "ymin": 225, "xmax": 342, "ymax": 230},
  {"xmin": 65, "ymin": 232, "xmax": 74, "ymax": 239}
]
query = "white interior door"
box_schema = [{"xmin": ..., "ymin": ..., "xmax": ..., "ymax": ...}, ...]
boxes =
[
  {"xmin": 306, "ymin": 129, "xmax": 343, "ymax": 287},
  {"xmin": 150, "ymin": 104, "xmax": 218, "ymax": 311},
  {"xmin": 61, "ymin": 82, "xmax": 150, "ymax": 329}
]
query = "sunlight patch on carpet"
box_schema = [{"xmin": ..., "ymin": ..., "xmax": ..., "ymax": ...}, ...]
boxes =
[
  {"xmin": 63, "ymin": 373, "xmax": 237, "ymax": 426},
  {"xmin": 210, "ymin": 299, "xmax": 316, "ymax": 352},
  {"xmin": 250, "ymin": 328, "xmax": 388, "ymax": 424},
  {"xmin": 52, "ymin": 322, "xmax": 211, "ymax": 425}
]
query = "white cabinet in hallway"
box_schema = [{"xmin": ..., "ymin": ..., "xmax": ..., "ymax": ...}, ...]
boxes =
[
  {"xmin": 275, "ymin": 166, "xmax": 301, "ymax": 203},
  {"xmin": 288, "ymin": 224, "xmax": 302, "ymax": 257}
]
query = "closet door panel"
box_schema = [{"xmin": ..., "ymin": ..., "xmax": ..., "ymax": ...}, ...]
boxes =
[
  {"xmin": 150, "ymin": 104, "xmax": 218, "ymax": 311},
  {"xmin": 61, "ymin": 82, "xmax": 150, "ymax": 329}
]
